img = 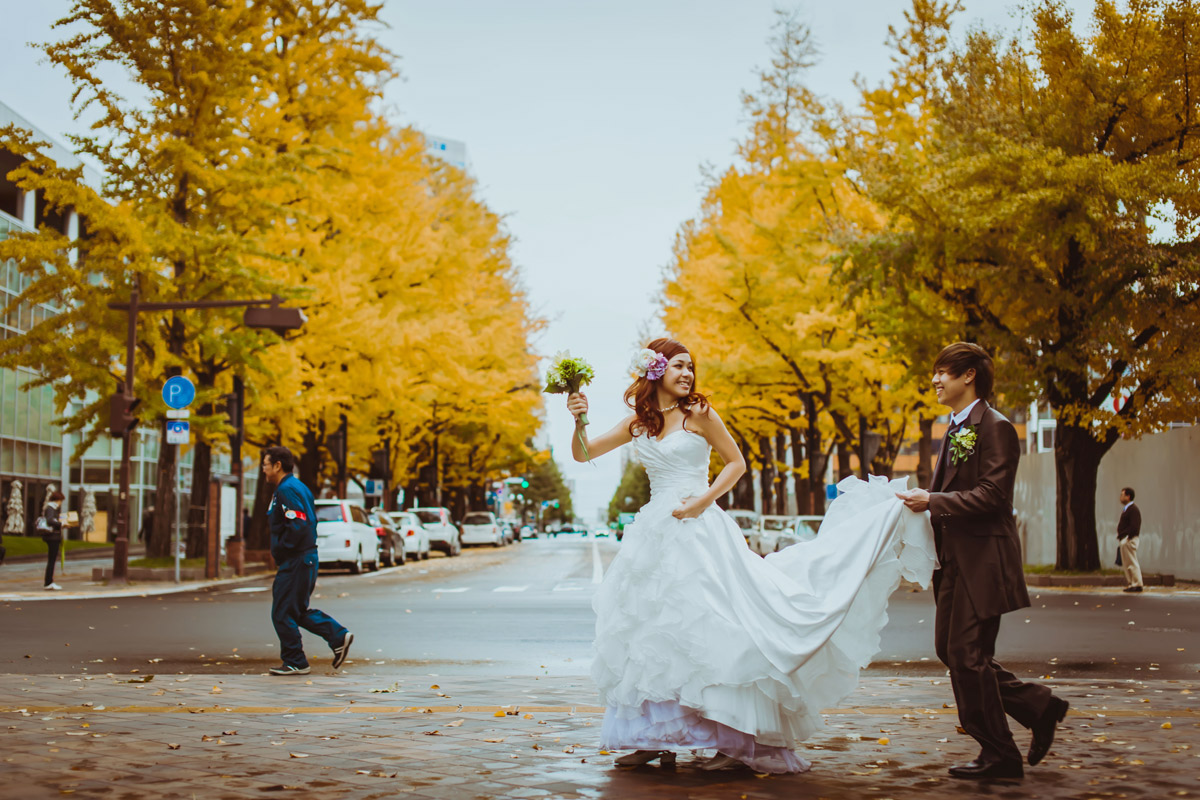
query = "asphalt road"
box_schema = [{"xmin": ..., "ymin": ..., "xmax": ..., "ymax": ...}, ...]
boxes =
[{"xmin": 3, "ymin": 537, "xmax": 1198, "ymax": 679}]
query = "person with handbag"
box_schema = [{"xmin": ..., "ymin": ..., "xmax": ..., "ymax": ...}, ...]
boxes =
[{"xmin": 39, "ymin": 491, "xmax": 65, "ymax": 590}]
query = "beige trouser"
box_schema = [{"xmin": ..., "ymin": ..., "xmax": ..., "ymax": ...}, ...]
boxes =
[{"xmin": 1120, "ymin": 537, "xmax": 1143, "ymax": 588}]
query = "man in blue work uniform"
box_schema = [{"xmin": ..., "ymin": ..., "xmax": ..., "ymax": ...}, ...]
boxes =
[{"xmin": 262, "ymin": 446, "xmax": 354, "ymax": 676}]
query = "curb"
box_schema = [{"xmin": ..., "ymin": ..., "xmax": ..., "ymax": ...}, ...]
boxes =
[
  {"xmin": 1024, "ymin": 572, "xmax": 1174, "ymax": 587},
  {"xmin": 0, "ymin": 569, "xmax": 272, "ymax": 602},
  {"xmin": 2, "ymin": 545, "xmax": 123, "ymax": 565}
]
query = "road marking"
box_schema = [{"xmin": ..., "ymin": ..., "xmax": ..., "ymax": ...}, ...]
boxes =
[
  {"xmin": 432, "ymin": 588, "xmax": 470, "ymax": 593},
  {"xmin": 227, "ymin": 587, "xmax": 268, "ymax": 594},
  {"xmin": 590, "ymin": 532, "xmax": 603, "ymax": 584},
  {"xmin": 493, "ymin": 586, "xmax": 529, "ymax": 592},
  {"xmin": 552, "ymin": 584, "xmax": 584, "ymax": 592}
]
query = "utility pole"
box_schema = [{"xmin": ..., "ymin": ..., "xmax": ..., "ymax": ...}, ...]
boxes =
[
  {"xmin": 105, "ymin": 294, "xmax": 304, "ymax": 583},
  {"xmin": 111, "ymin": 280, "xmax": 139, "ymax": 584}
]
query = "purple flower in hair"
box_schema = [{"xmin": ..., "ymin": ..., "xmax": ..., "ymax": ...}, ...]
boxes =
[{"xmin": 645, "ymin": 353, "xmax": 669, "ymax": 381}]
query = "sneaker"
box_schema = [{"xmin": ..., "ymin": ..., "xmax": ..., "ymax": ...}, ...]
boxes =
[
  {"xmin": 43, "ymin": 583, "xmax": 62, "ymax": 591},
  {"xmin": 331, "ymin": 631, "xmax": 354, "ymax": 669},
  {"xmin": 268, "ymin": 664, "xmax": 311, "ymax": 676},
  {"xmin": 1122, "ymin": 586, "xmax": 1144, "ymax": 593}
]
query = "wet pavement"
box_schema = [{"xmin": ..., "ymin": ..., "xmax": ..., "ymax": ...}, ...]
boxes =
[{"xmin": 1, "ymin": 670, "xmax": 1196, "ymax": 800}]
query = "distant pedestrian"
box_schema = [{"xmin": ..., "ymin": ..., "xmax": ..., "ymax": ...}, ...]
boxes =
[
  {"xmin": 262, "ymin": 446, "xmax": 353, "ymax": 676},
  {"xmin": 40, "ymin": 491, "xmax": 65, "ymax": 591},
  {"xmin": 1118, "ymin": 487, "xmax": 1143, "ymax": 593},
  {"xmin": 138, "ymin": 505, "xmax": 155, "ymax": 543}
]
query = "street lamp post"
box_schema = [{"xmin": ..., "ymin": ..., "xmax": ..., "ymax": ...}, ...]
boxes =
[{"xmin": 104, "ymin": 294, "xmax": 304, "ymax": 584}]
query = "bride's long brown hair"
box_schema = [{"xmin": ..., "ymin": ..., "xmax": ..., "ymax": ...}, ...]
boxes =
[{"xmin": 624, "ymin": 338, "xmax": 708, "ymax": 438}]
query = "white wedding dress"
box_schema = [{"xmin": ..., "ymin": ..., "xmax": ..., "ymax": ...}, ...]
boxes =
[{"xmin": 592, "ymin": 428, "xmax": 937, "ymax": 773}]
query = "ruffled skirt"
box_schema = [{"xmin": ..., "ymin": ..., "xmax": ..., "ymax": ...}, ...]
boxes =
[{"xmin": 592, "ymin": 475, "xmax": 936, "ymax": 773}]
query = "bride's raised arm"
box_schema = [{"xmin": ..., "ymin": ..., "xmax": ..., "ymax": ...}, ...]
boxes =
[{"xmin": 566, "ymin": 392, "xmax": 635, "ymax": 462}]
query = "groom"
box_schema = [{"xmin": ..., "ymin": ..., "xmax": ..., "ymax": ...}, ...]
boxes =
[{"xmin": 898, "ymin": 343, "xmax": 1068, "ymax": 780}]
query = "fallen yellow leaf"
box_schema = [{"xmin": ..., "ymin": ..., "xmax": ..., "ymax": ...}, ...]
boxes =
[
  {"xmin": 877, "ymin": 738, "xmax": 890, "ymax": 745},
  {"xmin": 484, "ymin": 738, "xmax": 505, "ymax": 743},
  {"xmin": 289, "ymin": 752, "xmax": 310, "ymax": 759},
  {"xmin": 1162, "ymin": 722, "xmax": 1173, "ymax": 729},
  {"xmin": 445, "ymin": 719, "xmax": 464, "ymax": 727},
  {"xmin": 493, "ymin": 711, "xmax": 506, "ymax": 718}
]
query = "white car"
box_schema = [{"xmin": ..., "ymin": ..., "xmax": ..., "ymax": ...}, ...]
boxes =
[
  {"xmin": 727, "ymin": 509, "xmax": 761, "ymax": 547},
  {"xmin": 314, "ymin": 500, "xmax": 381, "ymax": 574},
  {"xmin": 460, "ymin": 511, "xmax": 505, "ymax": 547},
  {"xmin": 775, "ymin": 516, "xmax": 823, "ymax": 552},
  {"xmin": 410, "ymin": 507, "xmax": 462, "ymax": 556},
  {"xmin": 389, "ymin": 511, "xmax": 432, "ymax": 560},
  {"xmin": 751, "ymin": 515, "xmax": 797, "ymax": 556}
]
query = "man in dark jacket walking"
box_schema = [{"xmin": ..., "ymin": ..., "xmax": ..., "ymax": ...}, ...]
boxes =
[
  {"xmin": 899, "ymin": 343, "xmax": 1069, "ymax": 779},
  {"xmin": 262, "ymin": 446, "xmax": 353, "ymax": 676},
  {"xmin": 1117, "ymin": 487, "xmax": 1143, "ymax": 593}
]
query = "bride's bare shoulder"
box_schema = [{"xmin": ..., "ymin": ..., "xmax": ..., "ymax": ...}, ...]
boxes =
[{"xmin": 685, "ymin": 399, "xmax": 721, "ymax": 424}]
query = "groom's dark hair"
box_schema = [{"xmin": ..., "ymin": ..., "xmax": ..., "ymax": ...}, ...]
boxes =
[{"xmin": 934, "ymin": 342, "xmax": 994, "ymax": 400}]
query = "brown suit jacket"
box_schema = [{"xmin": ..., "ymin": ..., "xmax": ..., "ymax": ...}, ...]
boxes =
[{"xmin": 928, "ymin": 400, "xmax": 1030, "ymax": 619}]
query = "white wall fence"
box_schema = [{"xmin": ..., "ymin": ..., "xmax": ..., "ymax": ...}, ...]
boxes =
[{"xmin": 1013, "ymin": 426, "xmax": 1200, "ymax": 580}]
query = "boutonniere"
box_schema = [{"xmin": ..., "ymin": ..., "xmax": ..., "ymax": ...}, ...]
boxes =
[{"xmin": 949, "ymin": 425, "xmax": 978, "ymax": 466}]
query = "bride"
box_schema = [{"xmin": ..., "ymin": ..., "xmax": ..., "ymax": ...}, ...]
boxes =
[{"xmin": 565, "ymin": 338, "xmax": 936, "ymax": 773}]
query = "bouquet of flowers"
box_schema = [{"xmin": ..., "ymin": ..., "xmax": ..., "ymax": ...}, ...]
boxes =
[{"xmin": 544, "ymin": 351, "xmax": 595, "ymax": 460}]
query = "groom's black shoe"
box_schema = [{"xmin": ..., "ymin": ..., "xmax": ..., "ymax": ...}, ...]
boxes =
[
  {"xmin": 1028, "ymin": 696, "xmax": 1070, "ymax": 766},
  {"xmin": 948, "ymin": 759, "xmax": 1024, "ymax": 779}
]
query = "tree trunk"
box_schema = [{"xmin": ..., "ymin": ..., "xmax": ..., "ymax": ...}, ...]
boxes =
[
  {"xmin": 148, "ymin": 434, "xmax": 179, "ymax": 558},
  {"xmin": 297, "ymin": 423, "xmax": 323, "ymax": 496},
  {"xmin": 836, "ymin": 442, "xmax": 853, "ymax": 481},
  {"xmin": 185, "ymin": 436, "xmax": 212, "ymax": 559},
  {"xmin": 805, "ymin": 397, "xmax": 825, "ymax": 515},
  {"xmin": 917, "ymin": 417, "xmax": 934, "ymax": 490},
  {"xmin": 758, "ymin": 436, "xmax": 774, "ymax": 515},
  {"xmin": 789, "ymin": 426, "xmax": 809, "ymax": 515},
  {"xmin": 774, "ymin": 432, "xmax": 787, "ymax": 515},
  {"xmin": 247, "ymin": 462, "xmax": 272, "ymax": 551},
  {"xmin": 1053, "ymin": 422, "xmax": 1112, "ymax": 571}
]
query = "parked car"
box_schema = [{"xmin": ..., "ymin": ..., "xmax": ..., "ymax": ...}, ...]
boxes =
[
  {"xmin": 775, "ymin": 516, "xmax": 823, "ymax": 552},
  {"xmin": 410, "ymin": 507, "xmax": 461, "ymax": 556},
  {"xmin": 751, "ymin": 515, "xmax": 797, "ymax": 556},
  {"xmin": 313, "ymin": 500, "xmax": 381, "ymax": 574},
  {"xmin": 388, "ymin": 510, "xmax": 432, "ymax": 561},
  {"xmin": 460, "ymin": 511, "xmax": 505, "ymax": 547},
  {"xmin": 727, "ymin": 509, "xmax": 761, "ymax": 547},
  {"xmin": 367, "ymin": 510, "xmax": 406, "ymax": 567},
  {"xmin": 519, "ymin": 524, "xmax": 536, "ymax": 540}
]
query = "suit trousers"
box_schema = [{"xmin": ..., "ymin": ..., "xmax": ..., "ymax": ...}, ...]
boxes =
[
  {"xmin": 934, "ymin": 560, "xmax": 1053, "ymax": 764},
  {"xmin": 271, "ymin": 550, "xmax": 348, "ymax": 669},
  {"xmin": 1119, "ymin": 537, "xmax": 1143, "ymax": 588}
]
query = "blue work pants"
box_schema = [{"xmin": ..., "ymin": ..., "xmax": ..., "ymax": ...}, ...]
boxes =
[{"xmin": 271, "ymin": 550, "xmax": 347, "ymax": 668}]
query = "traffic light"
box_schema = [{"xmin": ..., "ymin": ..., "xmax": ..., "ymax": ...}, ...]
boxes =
[
  {"xmin": 244, "ymin": 302, "xmax": 306, "ymax": 334},
  {"xmin": 108, "ymin": 392, "xmax": 140, "ymax": 436},
  {"xmin": 521, "ymin": 479, "xmax": 529, "ymax": 489}
]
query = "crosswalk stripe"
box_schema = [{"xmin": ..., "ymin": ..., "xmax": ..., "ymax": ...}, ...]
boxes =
[
  {"xmin": 492, "ymin": 586, "xmax": 529, "ymax": 592},
  {"xmin": 432, "ymin": 587, "xmax": 470, "ymax": 593}
]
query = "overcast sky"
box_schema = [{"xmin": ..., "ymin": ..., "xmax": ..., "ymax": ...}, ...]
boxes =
[{"xmin": 1, "ymin": 0, "xmax": 1093, "ymax": 521}]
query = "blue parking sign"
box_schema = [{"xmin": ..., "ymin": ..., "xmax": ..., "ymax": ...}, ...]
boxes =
[{"xmin": 162, "ymin": 376, "xmax": 195, "ymax": 409}]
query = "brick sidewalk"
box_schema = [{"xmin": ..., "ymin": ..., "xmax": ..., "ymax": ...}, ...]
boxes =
[{"xmin": 1, "ymin": 670, "xmax": 1196, "ymax": 799}]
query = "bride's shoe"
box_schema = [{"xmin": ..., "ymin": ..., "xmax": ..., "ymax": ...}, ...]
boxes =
[
  {"xmin": 614, "ymin": 750, "xmax": 676, "ymax": 767},
  {"xmin": 700, "ymin": 753, "xmax": 743, "ymax": 771}
]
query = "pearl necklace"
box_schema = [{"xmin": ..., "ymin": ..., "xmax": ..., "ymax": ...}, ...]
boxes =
[{"xmin": 660, "ymin": 401, "xmax": 680, "ymax": 413}]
